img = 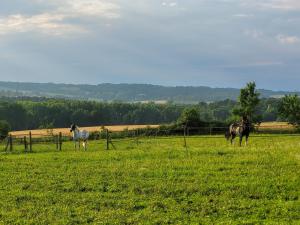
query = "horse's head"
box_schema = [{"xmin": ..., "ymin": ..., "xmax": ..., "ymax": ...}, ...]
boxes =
[
  {"xmin": 242, "ymin": 116, "xmax": 250, "ymax": 124},
  {"xmin": 70, "ymin": 124, "xmax": 77, "ymax": 132},
  {"xmin": 225, "ymin": 131, "xmax": 231, "ymax": 140},
  {"xmin": 241, "ymin": 118, "xmax": 251, "ymax": 132}
]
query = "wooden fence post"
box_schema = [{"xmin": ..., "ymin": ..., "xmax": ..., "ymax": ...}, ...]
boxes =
[
  {"xmin": 136, "ymin": 130, "xmax": 139, "ymax": 146},
  {"xmin": 59, "ymin": 132, "xmax": 62, "ymax": 151},
  {"xmin": 24, "ymin": 136, "xmax": 28, "ymax": 152},
  {"xmin": 106, "ymin": 129, "xmax": 109, "ymax": 150},
  {"xmin": 5, "ymin": 138, "xmax": 9, "ymax": 152},
  {"xmin": 9, "ymin": 135, "xmax": 13, "ymax": 152},
  {"xmin": 55, "ymin": 135, "xmax": 59, "ymax": 150},
  {"xmin": 29, "ymin": 131, "xmax": 32, "ymax": 152},
  {"xmin": 183, "ymin": 127, "xmax": 187, "ymax": 149}
]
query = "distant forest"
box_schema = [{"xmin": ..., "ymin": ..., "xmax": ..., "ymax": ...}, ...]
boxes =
[
  {"xmin": 0, "ymin": 96, "xmax": 280, "ymax": 131},
  {"xmin": 0, "ymin": 81, "xmax": 298, "ymax": 103}
]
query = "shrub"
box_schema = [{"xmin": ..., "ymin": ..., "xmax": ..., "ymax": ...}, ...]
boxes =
[{"xmin": 0, "ymin": 120, "xmax": 11, "ymax": 140}]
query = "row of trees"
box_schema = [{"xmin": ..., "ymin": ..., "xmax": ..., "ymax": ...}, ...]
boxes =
[
  {"xmin": 0, "ymin": 96, "xmax": 279, "ymax": 131},
  {"xmin": 1, "ymin": 82, "xmax": 300, "ymax": 139},
  {"xmin": 0, "ymin": 100, "xmax": 185, "ymax": 131}
]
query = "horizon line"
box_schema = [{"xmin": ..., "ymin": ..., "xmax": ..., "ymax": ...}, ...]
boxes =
[{"xmin": 0, "ymin": 80, "xmax": 299, "ymax": 93}]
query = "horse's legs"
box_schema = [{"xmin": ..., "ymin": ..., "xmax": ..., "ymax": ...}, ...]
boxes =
[
  {"xmin": 231, "ymin": 134, "xmax": 236, "ymax": 145},
  {"xmin": 75, "ymin": 140, "xmax": 80, "ymax": 150},
  {"xmin": 245, "ymin": 135, "xmax": 249, "ymax": 146},
  {"xmin": 83, "ymin": 140, "xmax": 87, "ymax": 150}
]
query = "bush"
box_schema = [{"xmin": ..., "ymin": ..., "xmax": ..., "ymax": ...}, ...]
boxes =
[{"xmin": 0, "ymin": 120, "xmax": 11, "ymax": 140}]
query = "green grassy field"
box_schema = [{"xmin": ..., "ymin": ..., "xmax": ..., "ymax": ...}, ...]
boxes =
[{"xmin": 0, "ymin": 135, "xmax": 299, "ymax": 224}]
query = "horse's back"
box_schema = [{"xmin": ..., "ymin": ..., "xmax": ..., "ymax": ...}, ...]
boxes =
[
  {"xmin": 229, "ymin": 123, "xmax": 240, "ymax": 135},
  {"xmin": 80, "ymin": 130, "xmax": 89, "ymax": 140}
]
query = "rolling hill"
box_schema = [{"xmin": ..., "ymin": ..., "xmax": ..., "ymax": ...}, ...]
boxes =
[{"xmin": 0, "ymin": 81, "xmax": 298, "ymax": 103}]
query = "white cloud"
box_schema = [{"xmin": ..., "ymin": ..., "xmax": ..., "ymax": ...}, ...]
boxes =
[
  {"xmin": 260, "ymin": 0, "xmax": 300, "ymax": 10},
  {"xmin": 276, "ymin": 34, "xmax": 300, "ymax": 44},
  {"xmin": 242, "ymin": 0, "xmax": 300, "ymax": 11},
  {"xmin": 0, "ymin": 13, "xmax": 86, "ymax": 36},
  {"xmin": 244, "ymin": 29, "xmax": 264, "ymax": 39},
  {"xmin": 0, "ymin": 0, "xmax": 120, "ymax": 37},
  {"xmin": 162, "ymin": 2, "xmax": 178, "ymax": 7},
  {"xmin": 61, "ymin": 0, "xmax": 120, "ymax": 18},
  {"xmin": 232, "ymin": 14, "xmax": 253, "ymax": 18}
]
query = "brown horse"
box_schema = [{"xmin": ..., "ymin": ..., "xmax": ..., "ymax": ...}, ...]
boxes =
[{"xmin": 226, "ymin": 118, "xmax": 251, "ymax": 146}]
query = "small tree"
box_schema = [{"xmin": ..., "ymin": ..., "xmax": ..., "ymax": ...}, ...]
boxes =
[
  {"xmin": 278, "ymin": 94, "xmax": 300, "ymax": 126},
  {"xmin": 0, "ymin": 120, "xmax": 11, "ymax": 140},
  {"xmin": 177, "ymin": 108, "xmax": 204, "ymax": 128},
  {"xmin": 232, "ymin": 82, "xmax": 261, "ymax": 123}
]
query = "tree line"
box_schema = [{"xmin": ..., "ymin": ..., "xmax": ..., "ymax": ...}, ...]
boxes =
[
  {"xmin": 1, "ymin": 82, "xmax": 300, "ymax": 139},
  {"xmin": 0, "ymin": 95, "xmax": 278, "ymax": 131}
]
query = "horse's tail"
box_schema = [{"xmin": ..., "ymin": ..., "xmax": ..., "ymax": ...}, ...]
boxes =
[
  {"xmin": 226, "ymin": 124, "xmax": 235, "ymax": 140},
  {"xmin": 225, "ymin": 131, "xmax": 230, "ymax": 140}
]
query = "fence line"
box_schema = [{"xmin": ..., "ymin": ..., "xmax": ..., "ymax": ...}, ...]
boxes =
[
  {"xmin": 2, "ymin": 131, "xmax": 64, "ymax": 153},
  {"xmin": 2, "ymin": 125, "xmax": 299, "ymax": 153}
]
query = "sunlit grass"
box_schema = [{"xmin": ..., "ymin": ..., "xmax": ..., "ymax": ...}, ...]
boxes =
[{"xmin": 0, "ymin": 135, "xmax": 299, "ymax": 224}]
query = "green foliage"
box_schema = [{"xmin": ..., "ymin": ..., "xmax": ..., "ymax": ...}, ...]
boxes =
[
  {"xmin": 0, "ymin": 136, "xmax": 299, "ymax": 224},
  {"xmin": 233, "ymin": 82, "xmax": 261, "ymax": 123},
  {"xmin": 278, "ymin": 95, "xmax": 300, "ymax": 126},
  {"xmin": 0, "ymin": 96, "xmax": 286, "ymax": 131},
  {"xmin": 0, "ymin": 101, "xmax": 28, "ymax": 130},
  {"xmin": 0, "ymin": 120, "xmax": 10, "ymax": 139},
  {"xmin": 177, "ymin": 108, "xmax": 205, "ymax": 127}
]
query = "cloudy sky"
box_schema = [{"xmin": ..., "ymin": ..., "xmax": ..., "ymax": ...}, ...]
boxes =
[{"xmin": 0, "ymin": 0, "xmax": 299, "ymax": 90}]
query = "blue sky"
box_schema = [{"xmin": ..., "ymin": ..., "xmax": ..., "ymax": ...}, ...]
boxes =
[{"xmin": 0, "ymin": 0, "xmax": 299, "ymax": 91}]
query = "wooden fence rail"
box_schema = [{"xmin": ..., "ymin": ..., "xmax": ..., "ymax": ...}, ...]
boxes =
[
  {"xmin": 2, "ymin": 126, "xmax": 300, "ymax": 153},
  {"xmin": 3, "ymin": 131, "xmax": 64, "ymax": 153}
]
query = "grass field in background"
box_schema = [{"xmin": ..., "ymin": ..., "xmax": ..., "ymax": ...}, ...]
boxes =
[
  {"xmin": 0, "ymin": 135, "xmax": 299, "ymax": 224},
  {"xmin": 9, "ymin": 122, "xmax": 295, "ymax": 138},
  {"xmin": 10, "ymin": 125, "xmax": 160, "ymax": 138}
]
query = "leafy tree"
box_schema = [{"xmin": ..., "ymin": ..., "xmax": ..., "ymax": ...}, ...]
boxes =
[
  {"xmin": 278, "ymin": 95, "xmax": 300, "ymax": 126},
  {"xmin": 232, "ymin": 82, "xmax": 261, "ymax": 123},
  {"xmin": 258, "ymin": 98, "xmax": 280, "ymax": 122},
  {"xmin": 177, "ymin": 108, "xmax": 204, "ymax": 127},
  {"xmin": 0, "ymin": 120, "xmax": 10, "ymax": 140}
]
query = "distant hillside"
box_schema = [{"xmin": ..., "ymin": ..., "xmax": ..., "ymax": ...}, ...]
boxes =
[{"xmin": 0, "ymin": 81, "xmax": 298, "ymax": 103}]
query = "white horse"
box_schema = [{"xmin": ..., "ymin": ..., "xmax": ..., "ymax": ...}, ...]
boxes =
[{"xmin": 70, "ymin": 124, "xmax": 89, "ymax": 150}]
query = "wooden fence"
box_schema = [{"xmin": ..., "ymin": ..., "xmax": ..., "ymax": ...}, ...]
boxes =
[
  {"xmin": 3, "ymin": 131, "xmax": 64, "ymax": 153},
  {"xmin": 2, "ymin": 125, "xmax": 299, "ymax": 153}
]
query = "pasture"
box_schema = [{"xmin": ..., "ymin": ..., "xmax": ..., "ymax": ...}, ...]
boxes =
[{"xmin": 0, "ymin": 135, "xmax": 299, "ymax": 224}]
